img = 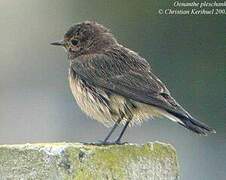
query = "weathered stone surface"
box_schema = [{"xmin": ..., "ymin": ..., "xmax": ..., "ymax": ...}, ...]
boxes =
[{"xmin": 0, "ymin": 142, "xmax": 179, "ymax": 180}]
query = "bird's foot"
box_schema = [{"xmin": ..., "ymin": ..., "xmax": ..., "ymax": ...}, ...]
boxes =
[
  {"xmin": 81, "ymin": 140, "xmax": 127, "ymax": 146},
  {"xmin": 98, "ymin": 140, "xmax": 128, "ymax": 145}
]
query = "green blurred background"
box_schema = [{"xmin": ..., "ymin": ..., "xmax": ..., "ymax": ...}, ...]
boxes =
[{"xmin": 0, "ymin": 0, "xmax": 225, "ymax": 179}]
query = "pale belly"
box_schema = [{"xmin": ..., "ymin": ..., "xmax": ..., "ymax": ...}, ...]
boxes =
[
  {"xmin": 69, "ymin": 68, "xmax": 117, "ymax": 127},
  {"xmin": 68, "ymin": 68, "xmax": 169, "ymax": 127}
]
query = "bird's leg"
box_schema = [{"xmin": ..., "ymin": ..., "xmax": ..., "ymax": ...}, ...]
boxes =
[
  {"xmin": 102, "ymin": 118, "xmax": 121, "ymax": 144},
  {"xmin": 115, "ymin": 120, "xmax": 130, "ymax": 144}
]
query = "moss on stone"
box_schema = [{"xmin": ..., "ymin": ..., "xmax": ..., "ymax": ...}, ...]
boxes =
[{"xmin": 0, "ymin": 142, "xmax": 179, "ymax": 180}]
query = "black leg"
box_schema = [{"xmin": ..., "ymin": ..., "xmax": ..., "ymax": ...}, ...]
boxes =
[
  {"xmin": 103, "ymin": 118, "xmax": 121, "ymax": 144},
  {"xmin": 115, "ymin": 120, "xmax": 130, "ymax": 144}
]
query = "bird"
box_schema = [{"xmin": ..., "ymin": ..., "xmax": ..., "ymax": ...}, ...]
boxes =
[{"xmin": 51, "ymin": 21, "xmax": 216, "ymax": 144}]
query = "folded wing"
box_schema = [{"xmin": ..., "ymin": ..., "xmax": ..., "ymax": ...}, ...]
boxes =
[{"xmin": 71, "ymin": 52, "xmax": 215, "ymax": 135}]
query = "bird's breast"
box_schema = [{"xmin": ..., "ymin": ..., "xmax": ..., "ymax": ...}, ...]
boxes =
[{"xmin": 68, "ymin": 67, "xmax": 116, "ymax": 127}]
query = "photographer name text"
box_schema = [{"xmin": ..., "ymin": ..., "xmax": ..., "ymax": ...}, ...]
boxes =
[{"xmin": 158, "ymin": 1, "xmax": 226, "ymax": 15}]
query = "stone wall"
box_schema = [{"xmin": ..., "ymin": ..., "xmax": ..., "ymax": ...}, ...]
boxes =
[{"xmin": 0, "ymin": 142, "xmax": 179, "ymax": 180}]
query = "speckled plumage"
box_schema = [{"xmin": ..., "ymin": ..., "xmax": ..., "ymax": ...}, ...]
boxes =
[
  {"xmin": 69, "ymin": 66, "xmax": 166, "ymax": 127},
  {"xmin": 51, "ymin": 21, "xmax": 215, "ymax": 142}
]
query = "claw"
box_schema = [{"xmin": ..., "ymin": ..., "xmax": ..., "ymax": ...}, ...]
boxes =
[
  {"xmin": 114, "ymin": 140, "xmax": 128, "ymax": 145},
  {"xmin": 80, "ymin": 140, "xmax": 128, "ymax": 146}
]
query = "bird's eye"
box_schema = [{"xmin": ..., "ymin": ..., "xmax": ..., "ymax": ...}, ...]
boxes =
[{"xmin": 71, "ymin": 39, "xmax": 79, "ymax": 46}]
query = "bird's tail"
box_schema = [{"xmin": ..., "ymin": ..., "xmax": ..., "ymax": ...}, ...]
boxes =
[
  {"xmin": 178, "ymin": 116, "xmax": 216, "ymax": 135},
  {"xmin": 163, "ymin": 111, "xmax": 216, "ymax": 135}
]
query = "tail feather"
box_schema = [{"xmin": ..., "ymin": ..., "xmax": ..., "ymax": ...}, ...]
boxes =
[
  {"xmin": 163, "ymin": 110, "xmax": 216, "ymax": 135},
  {"xmin": 181, "ymin": 116, "xmax": 216, "ymax": 135}
]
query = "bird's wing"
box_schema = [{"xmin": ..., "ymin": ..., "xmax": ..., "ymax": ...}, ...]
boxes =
[{"xmin": 71, "ymin": 53, "xmax": 190, "ymax": 118}]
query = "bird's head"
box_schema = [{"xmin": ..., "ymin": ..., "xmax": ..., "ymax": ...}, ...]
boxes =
[{"xmin": 51, "ymin": 21, "xmax": 117, "ymax": 59}]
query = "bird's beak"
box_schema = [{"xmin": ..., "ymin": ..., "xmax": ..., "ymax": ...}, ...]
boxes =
[{"xmin": 50, "ymin": 40, "xmax": 65, "ymax": 46}]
